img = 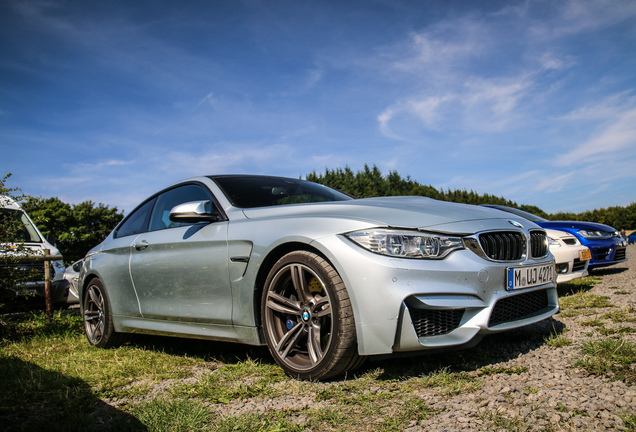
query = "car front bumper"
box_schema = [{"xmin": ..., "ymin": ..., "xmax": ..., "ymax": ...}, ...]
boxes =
[
  {"xmin": 316, "ymin": 236, "xmax": 559, "ymax": 356},
  {"xmin": 552, "ymin": 246, "xmax": 590, "ymax": 283}
]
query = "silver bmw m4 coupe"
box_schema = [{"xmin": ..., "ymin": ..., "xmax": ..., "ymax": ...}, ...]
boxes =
[{"xmin": 80, "ymin": 175, "xmax": 558, "ymax": 380}]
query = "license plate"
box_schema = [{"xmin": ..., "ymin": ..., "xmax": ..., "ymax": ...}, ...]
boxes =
[
  {"xmin": 580, "ymin": 248, "xmax": 592, "ymax": 261},
  {"xmin": 507, "ymin": 263, "xmax": 555, "ymax": 290}
]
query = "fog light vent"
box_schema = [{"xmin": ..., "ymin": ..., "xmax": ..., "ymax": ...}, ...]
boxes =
[
  {"xmin": 408, "ymin": 308, "xmax": 464, "ymax": 337},
  {"xmin": 556, "ymin": 263, "xmax": 569, "ymax": 274}
]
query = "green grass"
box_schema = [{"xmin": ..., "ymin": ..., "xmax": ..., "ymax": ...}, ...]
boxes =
[
  {"xmin": 478, "ymin": 409, "xmax": 529, "ymax": 430},
  {"xmin": 129, "ymin": 398, "xmax": 213, "ymax": 432},
  {"xmin": 559, "ymin": 292, "xmax": 615, "ymax": 310},
  {"xmin": 620, "ymin": 411, "xmax": 636, "ymax": 432},
  {"xmin": 581, "ymin": 318, "xmax": 606, "ymax": 327},
  {"xmin": 2, "ymin": 259, "xmax": 635, "ymax": 432},
  {"xmin": 602, "ymin": 309, "xmax": 636, "ymax": 323},
  {"xmin": 557, "ymin": 276, "xmax": 614, "ymax": 312},
  {"xmin": 0, "ymin": 311, "xmax": 469, "ymax": 431},
  {"xmin": 557, "ymin": 274, "xmax": 636, "ymax": 390},
  {"xmin": 575, "ymin": 337, "xmax": 636, "ymax": 384},
  {"xmin": 557, "ymin": 276, "xmax": 602, "ymax": 296},
  {"xmin": 544, "ymin": 326, "xmax": 572, "ymax": 348},
  {"xmin": 598, "ymin": 327, "xmax": 636, "ymax": 336},
  {"xmin": 168, "ymin": 359, "xmax": 286, "ymax": 403}
]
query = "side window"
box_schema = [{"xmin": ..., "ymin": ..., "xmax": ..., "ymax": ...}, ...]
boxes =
[
  {"xmin": 115, "ymin": 198, "xmax": 156, "ymax": 238},
  {"xmin": 148, "ymin": 184, "xmax": 212, "ymax": 231}
]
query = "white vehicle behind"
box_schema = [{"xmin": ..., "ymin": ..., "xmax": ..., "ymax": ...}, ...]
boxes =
[
  {"xmin": 1, "ymin": 195, "xmax": 67, "ymax": 304},
  {"xmin": 546, "ymin": 228, "xmax": 590, "ymax": 283}
]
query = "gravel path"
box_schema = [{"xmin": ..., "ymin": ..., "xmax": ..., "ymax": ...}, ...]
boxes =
[{"xmin": 412, "ymin": 245, "xmax": 636, "ymax": 431}]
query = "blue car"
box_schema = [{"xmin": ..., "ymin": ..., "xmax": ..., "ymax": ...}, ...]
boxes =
[
  {"xmin": 628, "ymin": 232, "xmax": 636, "ymax": 244},
  {"xmin": 484, "ymin": 205, "xmax": 627, "ymax": 271}
]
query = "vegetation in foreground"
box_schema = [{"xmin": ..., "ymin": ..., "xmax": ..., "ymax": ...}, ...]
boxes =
[
  {"xmin": 3, "ymin": 270, "xmax": 636, "ymax": 432},
  {"xmin": 0, "ymin": 310, "xmax": 473, "ymax": 431}
]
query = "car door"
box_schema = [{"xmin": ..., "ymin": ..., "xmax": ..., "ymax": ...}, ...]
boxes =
[
  {"xmin": 129, "ymin": 183, "xmax": 232, "ymax": 324},
  {"xmin": 93, "ymin": 197, "xmax": 157, "ymax": 317}
]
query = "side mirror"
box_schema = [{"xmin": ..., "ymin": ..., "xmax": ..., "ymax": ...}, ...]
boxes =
[{"xmin": 169, "ymin": 200, "xmax": 220, "ymax": 223}]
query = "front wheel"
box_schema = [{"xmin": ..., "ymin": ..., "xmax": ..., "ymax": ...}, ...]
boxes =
[
  {"xmin": 83, "ymin": 278, "xmax": 125, "ymax": 348},
  {"xmin": 261, "ymin": 251, "xmax": 362, "ymax": 380}
]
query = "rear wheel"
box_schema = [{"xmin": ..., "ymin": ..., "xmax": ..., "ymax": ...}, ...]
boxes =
[
  {"xmin": 261, "ymin": 251, "xmax": 362, "ymax": 380},
  {"xmin": 83, "ymin": 278, "xmax": 125, "ymax": 348}
]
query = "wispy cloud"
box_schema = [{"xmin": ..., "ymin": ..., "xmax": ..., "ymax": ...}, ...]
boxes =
[
  {"xmin": 529, "ymin": 0, "xmax": 636, "ymax": 39},
  {"xmin": 375, "ymin": 6, "xmax": 559, "ymax": 138},
  {"xmin": 377, "ymin": 71, "xmax": 537, "ymax": 138},
  {"xmin": 533, "ymin": 172, "xmax": 577, "ymax": 193},
  {"xmin": 558, "ymin": 91, "xmax": 636, "ymax": 121},
  {"xmin": 391, "ymin": 17, "xmax": 490, "ymax": 76},
  {"xmin": 556, "ymin": 107, "xmax": 636, "ymax": 166}
]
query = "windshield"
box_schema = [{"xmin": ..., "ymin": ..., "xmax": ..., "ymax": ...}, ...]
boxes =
[
  {"xmin": 0, "ymin": 209, "xmax": 43, "ymax": 243},
  {"xmin": 210, "ymin": 175, "xmax": 353, "ymax": 209},
  {"xmin": 484, "ymin": 205, "xmax": 548, "ymax": 223}
]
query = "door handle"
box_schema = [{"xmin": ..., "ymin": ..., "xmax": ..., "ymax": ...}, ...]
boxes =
[{"xmin": 134, "ymin": 240, "xmax": 149, "ymax": 251}]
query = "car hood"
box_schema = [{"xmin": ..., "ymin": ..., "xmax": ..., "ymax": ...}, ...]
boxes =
[
  {"xmin": 242, "ymin": 196, "xmax": 538, "ymax": 233},
  {"xmin": 544, "ymin": 228, "xmax": 576, "ymax": 240},
  {"xmin": 538, "ymin": 220, "xmax": 618, "ymax": 234}
]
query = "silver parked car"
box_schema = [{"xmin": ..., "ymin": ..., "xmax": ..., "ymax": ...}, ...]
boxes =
[
  {"xmin": 63, "ymin": 260, "xmax": 83, "ymax": 304},
  {"xmin": 80, "ymin": 175, "xmax": 559, "ymax": 380}
]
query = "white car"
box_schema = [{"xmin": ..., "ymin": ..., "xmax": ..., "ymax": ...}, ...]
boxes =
[
  {"xmin": 1, "ymin": 195, "xmax": 67, "ymax": 303},
  {"xmin": 546, "ymin": 228, "xmax": 590, "ymax": 283}
]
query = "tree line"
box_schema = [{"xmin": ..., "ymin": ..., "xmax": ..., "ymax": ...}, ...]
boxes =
[
  {"xmin": 307, "ymin": 165, "xmax": 635, "ymax": 230},
  {"xmin": 21, "ymin": 197, "xmax": 124, "ymax": 264},
  {"xmin": 3, "ymin": 165, "xmax": 634, "ymax": 266}
]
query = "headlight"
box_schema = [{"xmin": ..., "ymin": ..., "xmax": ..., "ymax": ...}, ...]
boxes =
[
  {"xmin": 578, "ymin": 229, "xmax": 611, "ymax": 239},
  {"xmin": 549, "ymin": 237, "xmax": 560, "ymax": 247},
  {"xmin": 345, "ymin": 228, "xmax": 464, "ymax": 259}
]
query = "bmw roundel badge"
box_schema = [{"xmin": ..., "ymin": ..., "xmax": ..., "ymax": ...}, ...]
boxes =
[{"xmin": 508, "ymin": 220, "xmax": 523, "ymax": 228}]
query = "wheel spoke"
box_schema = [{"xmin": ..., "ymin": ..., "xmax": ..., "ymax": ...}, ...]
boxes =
[
  {"xmin": 290, "ymin": 264, "xmax": 311, "ymax": 302},
  {"xmin": 307, "ymin": 324, "xmax": 324, "ymax": 365},
  {"xmin": 312, "ymin": 296, "xmax": 331, "ymax": 318},
  {"xmin": 89, "ymin": 320, "xmax": 101, "ymax": 342},
  {"xmin": 276, "ymin": 322, "xmax": 304, "ymax": 359},
  {"xmin": 266, "ymin": 291, "xmax": 301, "ymax": 315},
  {"xmin": 96, "ymin": 317, "xmax": 105, "ymax": 340},
  {"xmin": 88, "ymin": 286, "xmax": 103, "ymax": 309},
  {"xmin": 84, "ymin": 310, "xmax": 100, "ymax": 321}
]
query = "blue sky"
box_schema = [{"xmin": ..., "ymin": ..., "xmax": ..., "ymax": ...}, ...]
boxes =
[{"xmin": 1, "ymin": 0, "xmax": 635, "ymax": 215}]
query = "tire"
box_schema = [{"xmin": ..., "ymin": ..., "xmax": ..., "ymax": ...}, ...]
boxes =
[
  {"xmin": 261, "ymin": 251, "xmax": 362, "ymax": 380},
  {"xmin": 83, "ymin": 278, "xmax": 125, "ymax": 348}
]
